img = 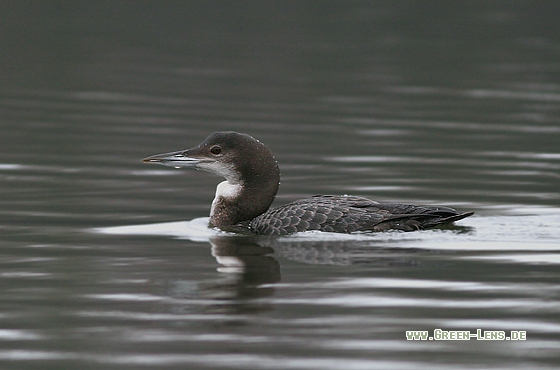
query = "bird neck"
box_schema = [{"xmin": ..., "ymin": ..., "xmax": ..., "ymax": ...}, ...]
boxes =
[{"xmin": 209, "ymin": 166, "xmax": 280, "ymax": 230}]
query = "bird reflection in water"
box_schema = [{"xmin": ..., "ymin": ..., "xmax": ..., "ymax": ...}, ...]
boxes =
[
  {"xmin": 166, "ymin": 236, "xmax": 280, "ymax": 315},
  {"xmin": 164, "ymin": 226, "xmax": 473, "ymax": 315}
]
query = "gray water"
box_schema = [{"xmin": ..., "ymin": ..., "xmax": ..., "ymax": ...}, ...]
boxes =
[{"xmin": 1, "ymin": 2, "xmax": 560, "ymax": 369}]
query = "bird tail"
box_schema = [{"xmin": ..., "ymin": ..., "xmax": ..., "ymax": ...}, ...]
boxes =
[{"xmin": 436, "ymin": 211, "xmax": 474, "ymax": 225}]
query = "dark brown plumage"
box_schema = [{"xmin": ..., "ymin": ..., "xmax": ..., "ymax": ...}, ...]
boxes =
[{"xmin": 250, "ymin": 195, "xmax": 473, "ymax": 235}]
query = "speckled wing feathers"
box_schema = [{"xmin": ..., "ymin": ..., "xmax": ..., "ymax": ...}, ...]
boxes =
[{"xmin": 249, "ymin": 195, "xmax": 473, "ymax": 235}]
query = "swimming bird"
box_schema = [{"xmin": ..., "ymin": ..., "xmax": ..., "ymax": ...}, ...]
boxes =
[{"xmin": 143, "ymin": 131, "xmax": 473, "ymax": 235}]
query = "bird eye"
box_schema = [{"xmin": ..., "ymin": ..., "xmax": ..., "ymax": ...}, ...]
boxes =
[{"xmin": 210, "ymin": 146, "xmax": 221, "ymax": 155}]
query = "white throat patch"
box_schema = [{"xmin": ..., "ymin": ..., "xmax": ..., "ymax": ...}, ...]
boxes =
[
  {"xmin": 214, "ymin": 180, "xmax": 242, "ymax": 199},
  {"xmin": 210, "ymin": 181, "xmax": 242, "ymax": 218}
]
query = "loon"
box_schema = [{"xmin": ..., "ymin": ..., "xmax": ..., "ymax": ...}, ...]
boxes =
[{"xmin": 143, "ymin": 131, "xmax": 473, "ymax": 235}]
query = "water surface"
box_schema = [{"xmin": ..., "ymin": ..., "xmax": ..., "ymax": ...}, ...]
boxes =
[{"xmin": 1, "ymin": 2, "xmax": 560, "ymax": 369}]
